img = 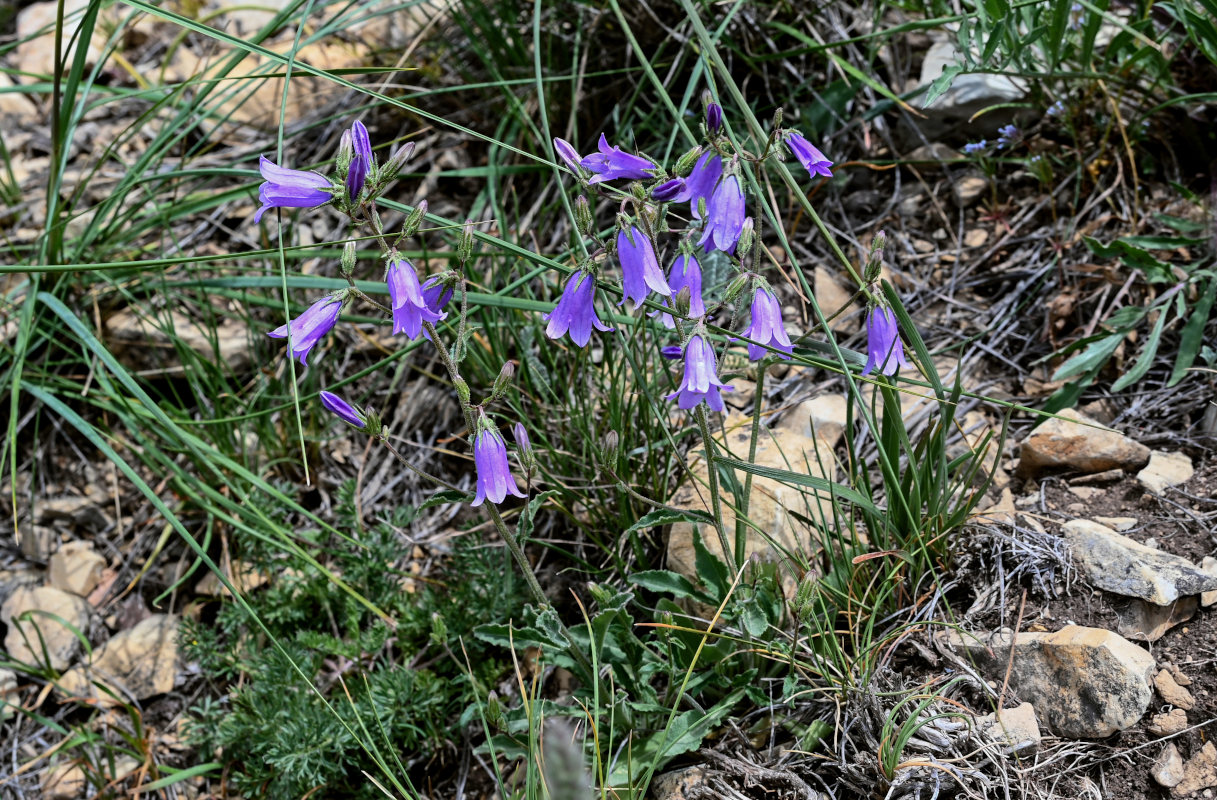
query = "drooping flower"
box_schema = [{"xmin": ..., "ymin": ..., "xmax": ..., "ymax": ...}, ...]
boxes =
[
  {"xmin": 740, "ymin": 287, "xmax": 793, "ymax": 361},
  {"xmin": 420, "ymin": 275, "xmax": 455, "ymax": 342},
  {"xmin": 471, "ymin": 424, "xmax": 526, "ymax": 507},
  {"xmin": 699, "ymin": 172, "xmax": 745, "ymax": 254},
  {"xmin": 387, "ymin": 257, "xmax": 443, "ymax": 339},
  {"xmin": 617, "ymin": 225, "xmax": 671, "ymax": 310},
  {"xmin": 666, "ymin": 334, "xmax": 733, "ymax": 412},
  {"xmin": 653, "ymin": 252, "xmax": 705, "ymax": 329},
  {"xmin": 581, "ymin": 134, "xmax": 656, "ymax": 184},
  {"xmin": 320, "ymin": 391, "xmax": 365, "ymax": 429},
  {"xmin": 684, "ymin": 150, "xmax": 722, "ymax": 219},
  {"xmin": 543, "ymin": 270, "xmax": 613, "ymax": 347},
  {"xmin": 862, "ymin": 304, "xmax": 911, "ymax": 377},
  {"xmin": 659, "ymin": 344, "xmax": 683, "ymax": 360},
  {"xmin": 267, "ymin": 295, "xmax": 342, "ymax": 366},
  {"xmin": 253, "ymin": 155, "xmax": 333, "ymax": 223},
  {"xmin": 785, "ymin": 131, "xmax": 834, "ymax": 178},
  {"xmin": 1068, "ymin": 1, "xmax": 1085, "ymax": 30},
  {"xmin": 553, "ymin": 137, "xmax": 583, "ymax": 174},
  {"xmin": 651, "ymin": 177, "xmax": 689, "ymax": 203}
]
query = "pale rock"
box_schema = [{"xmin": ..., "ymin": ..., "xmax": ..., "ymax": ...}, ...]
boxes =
[
  {"xmin": 972, "ymin": 486, "xmax": 1016, "ymax": 525},
  {"xmin": 16, "ymin": 523, "xmax": 56, "ymax": 561},
  {"xmin": 1018, "ymin": 409, "xmax": 1150, "ymax": 476},
  {"xmin": 964, "ymin": 228, "xmax": 989, "ymax": 248},
  {"xmin": 1066, "ymin": 485, "xmax": 1102, "ymax": 501},
  {"xmin": 976, "ymin": 702, "xmax": 1040, "ymax": 755},
  {"xmin": 57, "ymin": 615, "xmax": 177, "ymax": 705},
  {"xmin": 1062, "ymin": 519, "xmax": 1217, "ymax": 605},
  {"xmin": 937, "ymin": 626, "xmax": 1154, "ymax": 738},
  {"xmin": 17, "ymin": 0, "xmax": 106, "ymax": 77},
  {"xmin": 1149, "ymin": 708, "xmax": 1189, "ymax": 737},
  {"xmin": 48, "ymin": 540, "xmax": 107, "ymax": 597},
  {"xmin": 112, "ymin": 755, "xmax": 141, "ymax": 784},
  {"xmin": 775, "ymin": 394, "xmax": 847, "ymax": 446},
  {"xmin": 105, "ymin": 307, "xmax": 250, "ymax": 375},
  {"xmin": 1155, "ymin": 669, "xmax": 1197, "ymax": 710},
  {"xmin": 195, "ymin": 561, "xmax": 269, "ymax": 597},
  {"xmin": 0, "ymin": 73, "xmax": 39, "ymax": 128},
  {"xmin": 667, "ymin": 420, "xmax": 836, "ymax": 596},
  {"xmin": 1166, "ymin": 664, "xmax": 1193, "ymax": 686},
  {"xmin": 1174, "ymin": 742, "xmax": 1217, "ymax": 797},
  {"xmin": 952, "ymin": 175, "xmax": 989, "ymax": 208},
  {"xmin": 42, "ymin": 761, "xmax": 88, "ymax": 800},
  {"xmin": 913, "ymin": 238, "xmax": 935, "ymax": 254},
  {"xmin": 1094, "ymin": 516, "xmax": 1137, "ymax": 532},
  {"xmin": 37, "ymin": 493, "xmax": 108, "ymax": 529},
  {"xmin": 1202, "ymin": 557, "xmax": 1217, "ymax": 607},
  {"xmin": 1070, "ymin": 467, "xmax": 1125, "ymax": 485},
  {"xmin": 1155, "ymin": 743, "xmax": 1186, "ymax": 789},
  {"xmin": 919, "ymin": 40, "xmax": 1026, "ymax": 118},
  {"xmin": 1116, "ymin": 596, "xmax": 1196, "ymax": 642},
  {"xmin": 652, "ymin": 766, "xmax": 708, "ymax": 800},
  {"xmin": 2, "ymin": 586, "xmax": 91, "ymax": 670},
  {"xmin": 813, "ymin": 267, "xmax": 858, "ymax": 333},
  {"xmin": 0, "ymin": 668, "xmax": 17, "ymax": 721},
  {"xmin": 906, "ymin": 142, "xmax": 957, "ymax": 167},
  {"xmin": 1137, "ymin": 451, "xmax": 1194, "ymax": 494}
]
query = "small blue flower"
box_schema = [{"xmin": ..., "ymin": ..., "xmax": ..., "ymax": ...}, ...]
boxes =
[
  {"xmin": 387, "ymin": 257, "xmax": 443, "ymax": 339},
  {"xmin": 320, "ymin": 391, "xmax": 365, "ymax": 429},
  {"xmin": 684, "ymin": 150, "xmax": 722, "ymax": 219},
  {"xmin": 651, "ymin": 177, "xmax": 690, "ymax": 203},
  {"xmin": 785, "ymin": 131, "xmax": 834, "ymax": 178},
  {"xmin": 267, "ymin": 295, "xmax": 342, "ymax": 366},
  {"xmin": 1047, "ymin": 100, "xmax": 1066, "ymax": 117},
  {"xmin": 659, "ymin": 344, "xmax": 683, "ymax": 360},
  {"xmin": 617, "ymin": 225, "xmax": 670, "ymax": 311},
  {"xmin": 962, "ymin": 140, "xmax": 987, "ymax": 155},
  {"xmin": 254, "ymin": 155, "xmax": 333, "ymax": 223},
  {"xmin": 1068, "ymin": 1, "xmax": 1084, "ymax": 30},
  {"xmin": 580, "ymin": 134, "xmax": 656, "ymax": 184},
  {"xmin": 996, "ymin": 124, "xmax": 1019, "ymax": 148},
  {"xmin": 543, "ymin": 270, "xmax": 613, "ymax": 347},
  {"xmin": 471, "ymin": 423, "xmax": 526, "ymax": 507},
  {"xmin": 698, "ymin": 172, "xmax": 745, "ymax": 254},
  {"xmin": 740, "ymin": 287, "xmax": 793, "ymax": 361},
  {"xmin": 862, "ymin": 304, "xmax": 911, "ymax": 377},
  {"xmin": 666, "ymin": 334, "xmax": 732, "ymax": 412},
  {"xmin": 653, "ymin": 252, "xmax": 705, "ymax": 329}
]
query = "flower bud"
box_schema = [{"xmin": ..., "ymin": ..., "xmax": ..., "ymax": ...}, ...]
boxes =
[
  {"xmin": 486, "ymin": 692, "xmax": 505, "ymax": 730},
  {"xmin": 402, "ymin": 200, "xmax": 428, "ymax": 238},
  {"xmin": 674, "ymin": 145, "xmax": 703, "ymax": 176},
  {"xmin": 737, "ymin": 217, "xmax": 755, "ymax": 259},
  {"xmin": 864, "ymin": 230, "xmax": 886, "ymax": 284},
  {"xmin": 574, "ymin": 195, "xmax": 594, "ymax": 237},
  {"xmin": 596, "ymin": 430, "xmax": 619, "ymax": 472},
  {"xmin": 651, "ymin": 177, "xmax": 686, "ymax": 202},
  {"xmin": 771, "ymin": 107, "xmax": 783, "ymax": 130},
  {"xmin": 705, "ymin": 101, "xmax": 723, "ymax": 135},
  {"xmin": 723, "ymin": 273, "xmax": 750, "ymax": 305},
  {"xmin": 673, "ymin": 285, "xmax": 692, "ymax": 317},
  {"xmin": 491, "ymin": 361, "xmax": 515, "ymax": 399},
  {"xmin": 458, "ymin": 219, "xmax": 476, "ymax": 265},
  {"xmin": 454, "ymin": 376, "xmax": 470, "ymax": 405},
  {"xmin": 336, "ymin": 129, "xmax": 353, "ymax": 171},
  {"xmin": 381, "ymin": 141, "xmax": 417, "ymax": 182},
  {"xmin": 793, "ymin": 572, "xmax": 818, "ymax": 618},
  {"xmin": 341, "ymin": 240, "xmax": 357, "ymax": 277},
  {"xmin": 429, "ymin": 612, "xmax": 448, "ymax": 645},
  {"xmin": 629, "ymin": 182, "xmax": 647, "ymax": 203}
]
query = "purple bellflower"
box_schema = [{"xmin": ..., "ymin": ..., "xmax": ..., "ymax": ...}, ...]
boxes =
[
  {"xmin": 862, "ymin": 304, "xmax": 911, "ymax": 377},
  {"xmin": 706, "ymin": 102, "xmax": 723, "ymax": 134},
  {"xmin": 996, "ymin": 124, "xmax": 1019, "ymax": 148},
  {"xmin": 651, "ymin": 177, "xmax": 689, "ymax": 203},
  {"xmin": 785, "ymin": 131, "xmax": 834, "ymax": 178},
  {"xmin": 667, "ymin": 334, "xmax": 733, "ymax": 412},
  {"xmin": 320, "ymin": 391, "xmax": 365, "ymax": 429},
  {"xmin": 254, "ymin": 155, "xmax": 333, "ymax": 223},
  {"xmin": 618, "ymin": 225, "xmax": 671, "ymax": 311},
  {"xmin": 659, "ymin": 345, "xmax": 683, "ymax": 360},
  {"xmin": 740, "ymin": 287, "xmax": 793, "ymax": 360},
  {"xmin": 421, "ymin": 275, "xmax": 454, "ymax": 315},
  {"xmin": 387, "ymin": 257, "xmax": 444, "ymax": 339},
  {"xmin": 699, "ymin": 172, "xmax": 746, "ymax": 254},
  {"xmin": 513, "ymin": 422, "xmax": 530, "ymax": 453},
  {"xmin": 685, "ymin": 150, "xmax": 723, "ymax": 219},
  {"xmin": 543, "ymin": 270, "xmax": 613, "ymax": 347},
  {"xmin": 471, "ymin": 423, "xmax": 526, "ymax": 507},
  {"xmin": 553, "ymin": 138, "xmax": 583, "ymax": 174},
  {"xmin": 345, "ymin": 119, "xmax": 373, "ymax": 200},
  {"xmin": 581, "ymin": 134, "xmax": 656, "ymax": 184},
  {"xmin": 653, "ymin": 252, "xmax": 705, "ymax": 329},
  {"xmin": 267, "ymin": 295, "xmax": 342, "ymax": 366}
]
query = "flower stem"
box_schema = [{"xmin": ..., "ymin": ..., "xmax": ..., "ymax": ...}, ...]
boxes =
[
  {"xmin": 693, "ymin": 406, "xmax": 736, "ymax": 575},
  {"xmin": 735, "ymin": 358, "xmax": 767, "ymax": 569}
]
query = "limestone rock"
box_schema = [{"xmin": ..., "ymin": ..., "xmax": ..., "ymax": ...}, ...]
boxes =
[
  {"xmin": 0, "ymin": 72, "xmax": 39, "ymax": 129},
  {"xmin": 1155, "ymin": 669, "xmax": 1197, "ymax": 710},
  {"xmin": 937, "ymin": 626, "xmax": 1154, "ymax": 738},
  {"xmin": 48, "ymin": 541, "xmax": 107, "ymax": 597},
  {"xmin": 652, "ymin": 766, "xmax": 708, "ymax": 800},
  {"xmin": 1137, "ymin": 451, "xmax": 1194, "ymax": 494},
  {"xmin": 813, "ymin": 267, "xmax": 857, "ymax": 333},
  {"xmin": 2, "ymin": 586, "xmax": 91, "ymax": 670},
  {"xmin": 1094, "ymin": 515, "xmax": 1137, "ymax": 532},
  {"xmin": 667, "ymin": 420, "xmax": 837, "ymax": 594},
  {"xmin": 58, "ymin": 615, "xmax": 177, "ymax": 705},
  {"xmin": 952, "ymin": 175, "xmax": 989, "ymax": 208},
  {"xmin": 17, "ymin": 0, "xmax": 106, "ymax": 78},
  {"xmin": 42, "ymin": 761, "xmax": 88, "ymax": 800},
  {"xmin": 1202, "ymin": 557, "xmax": 1217, "ymax": 607},
  {"xmin": 976, "ymin": 702, "xmax": 1040, "ymax": 756},
  {"xmin": 105, "ymin": 307, "xmax": 251, "ymax": 376},
  {"xmin": 1154, "ymin": 743, "xmax": 1185, "ymax": 789},
  {"xmin": 775, "ymin": 394, "xmax": 847, "ymax": 446},
  {"xmin": 195, "ymin": 561, "xmax": 269, "ymax": 597},
  {"xmin": 1062, "ymin": 519, "xmax": 1217, "ymax": 605},
  {"xmin": 0, "ymin": 668, "xmax": 16, "ymax": 721},
  {"xmin": 919, "ymin": 40, "xmax": 1025, "ymax": 120},
  {"xmin": 1174, "ymin": 742, "xmax": 1217, "ymax": 796},
  {"xmin": 1018, "ymin": 409, "xmax": 1150, "ymax": 476},
  {"xmin": 1149, "ymin": 708, "xmax": 1189, "ymax": 737},
  {"xmin": 1115, "ymin": 596, "xmax": 1196, "ymax": 642}
]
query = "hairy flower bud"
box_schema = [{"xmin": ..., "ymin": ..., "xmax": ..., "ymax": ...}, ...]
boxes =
[
  {"xmin": 723, "ymin": 273, "xmax": 750, "ymax": 306},
  {"xmin": 772, "ymin": 107, "xmax": 783, "ymax": 130},
  {"xmin": 341, "ymin": 240, "xmax": 357, "ymax": 277},
  {"xmin": 454, "ymin": 376, "xmax": 470, "ymax": 404},
  {"xmin": 381, "ymin": 141, "xmax": 416, "ymax": 182},
  {"xmin": 737, "ymin": 217, "xmax": 755, "ymax": 259},
  {"xmin": 429, "ymin": 612, "xmax": 448, "ymax": 646},
  {"xmin": 865, "ymin": 230, "xmax": 886, "ymax": 284},
  {"xmin": 458, "ymin": 219, "xmax": 476, "ymax": 265},
  {"xmin": 337, "ymin": 129, "xmax": 353, "ymax": 170},
  {"xmin": 674, "ymin": 145, "xmax": 703, "ymax": 176},
  {"xmin": 597, "ymin": 431, "xmax": 619, "ymax": 472},
  {"xmin": 673, "ymin": 286, "xmax": 692, "ymax": 318},
  {"xmin": 491, "ymin": 360, "xmax": 516, "ymax": 399},
  {"xmin": 574, "ymin": 195, "xmax": 594, "ymax": 237},
  {"xmin": 402, "ymin": 200, "xmax": 427, "ymax": 238}
]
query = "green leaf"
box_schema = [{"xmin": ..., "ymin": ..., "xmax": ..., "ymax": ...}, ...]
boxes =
[
  {"xmin": 1052, "ymin": 331, "xmax": 1125, "ymax": 381},
  {"xmin": 629, "ymin": 570, "xmax": 713, "ymax": 603},
  {"xmin": 1111, "ymin": 304, "xmax": 1170, "ymax": 391},
  {"xmin": 693, "ymin": 528, "xmax": 731, "ymax": 600},
  {"xmin": 624, "ymin": 507, "xmax": 714, "ymax": 535},
  {"xmin": 516, "ymin": 489, "xmax": 560, "ymax": 543},
  {"xmin": 739, "ymin": 597, "xmax": 769, "ymax": 638},
  {"xmin": 419, "ymin": 489, "xmax": 471, "ymax": 510},
  {"xmin": 1083, "ymin": 236, "xmax": 1175, "ymax": 283},
  {"xmin": 1169, "ymin": 278, "xmax": 1217, "ymax": 386},
  {"xmin": 921, "ymin": 65, "xmax": 964, "ymax": 108}
]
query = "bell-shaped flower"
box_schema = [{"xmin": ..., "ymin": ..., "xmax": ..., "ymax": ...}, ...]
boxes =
[
  {"xmin": 553, "ymin": 137, "xmax": 583, "ymax": 174},
  {"xmin": 471, "ymin": 423, "xmax": 526, "ymax": 506},
  {"xmin": 344, "ymin": 120, "xmax": 373, "ymax": 201},
  {"xmin": 684, "ymin": 151, "xmax": 722, "ymax": 219},
  {"xmin": 706, "ymin": 101, "xmax": 723, "ymax": 134},
  {"xmin": 387, "ymin": 257, "xmax": 443, "ymax": 339},
  {"xmin": 421, "ymin": 275, "xmax": 454, "ymax": 315},
  {"xmin": 254, "ymin": 155, "xmax": 333, "ymax": 223},
  {"xmin": 653, "ymin": 252, "xmax": 704, "ymax": 329},
  {"xmin": 698, "ymin": 172, "xmax": 745, "ymax": 254},
  {"xmin": 351, "ymin": 120, "xmax": 373, "ymax": 165},
  {"xmin": 267, "ymin": 295, "xmax": 342, "ymax": 366},
  {"xmin": 617, "ymin": 225, "xmax": 670, "ymax": 311},
  {"xmin": 666, "ymin": 334, "xmax": 732, "ymax": 412},
  {"xmin": 862, "ymin": 304, "xmax": 911, "ymax": 377},
  {"xmin": 580, "ymin": 133, "xmax": 656, "ymax": 184},
  {"xmin": 740, "ymin": 287, "xmax": 793, "ymax": 360},
  {"xmin": 651, "ymin": 177, "xmax": 689, "ymax": 203},
  {"xmin": 320, "ymin": 390, "xmax": 366, "ymax": 429},
  {"xmin": 784, "ymin": 131, "xmax": 833, "ymax": 179},
  {"xmin": 543, "ymin": 270, "xmax": 613, "ymax": 347}
]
